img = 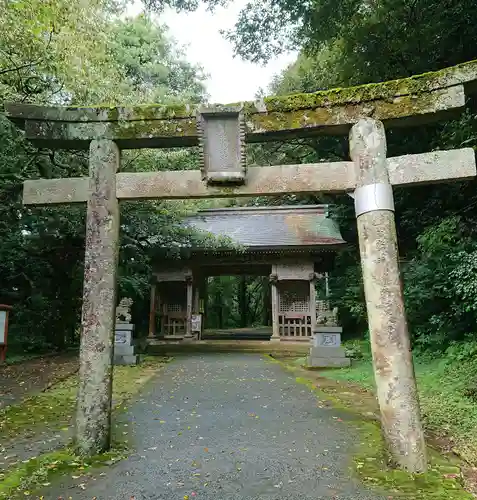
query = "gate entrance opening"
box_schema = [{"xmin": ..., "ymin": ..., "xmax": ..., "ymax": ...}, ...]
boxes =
[{"xmin": 148, "ymin": 205, "xmax": 345, "ymax": 343}]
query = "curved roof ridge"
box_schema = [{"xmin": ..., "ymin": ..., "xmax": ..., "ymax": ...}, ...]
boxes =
[
  {"xmin": 193, "ymin": 204, "xmax": 329, "ymax": 216},
  {"xmin": 185, "ymin": 204, "xmax": 344, "ymax": 248}
]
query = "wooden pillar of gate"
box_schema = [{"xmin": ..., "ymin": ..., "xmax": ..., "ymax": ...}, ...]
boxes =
[
  {"xmin": 193, "ymin": 280, "xmax": 200, "ymax": 314},
  {"xmin": 270, "ymin": 274, "xmax": 280, "ymax": 340},
  {"xmin": 184, "ymin": 276, "xmax": 194, "ymax": 339},
  {"xmin": 197, "ymin": 276, "xmax": 206, "ymax": 339},
  {"xmin": 350, "ymin": 118, "xmax": 427, "ymax": 472},
  {"xmin": 76, "ymin": 139, "xmax": 120, "ymax": 456},
  {"xmin": 148, "ymin": 281, "xmax": 157, "ymax": 339},
  {"xmin": 309, "ymin": 273, "xmax": 317, "ymax": 334}
]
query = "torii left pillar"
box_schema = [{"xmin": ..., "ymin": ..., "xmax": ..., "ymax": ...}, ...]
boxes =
[{"xmin": 76, "ymin": 139, "xmax": 120, "ymax": 456}]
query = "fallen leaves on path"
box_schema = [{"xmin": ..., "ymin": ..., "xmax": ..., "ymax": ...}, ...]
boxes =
[{"xmin": 0, "ymin": 354, "xmax": 79, "ymax": 409}]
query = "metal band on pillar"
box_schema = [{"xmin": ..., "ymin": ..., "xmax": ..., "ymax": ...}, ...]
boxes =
[{"xmin": 354, "ymin": 183, "xmax": 395, "ymax": 217}]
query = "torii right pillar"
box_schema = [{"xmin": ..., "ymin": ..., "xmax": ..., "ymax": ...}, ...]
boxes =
[{"xmin": 350, "ymin": 118, "xmax": 427, "ymax": 473}]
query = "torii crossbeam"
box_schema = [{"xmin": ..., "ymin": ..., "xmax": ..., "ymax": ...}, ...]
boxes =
[{"xmin": 6, "ymin": 59, "xmax": 477, "ymax": 472}]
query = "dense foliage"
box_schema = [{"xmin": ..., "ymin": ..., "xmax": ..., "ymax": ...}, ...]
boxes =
[
  {"xmin": 176, "ymin": 0, "xmax": 477, "ymax": 351},
  {"xmin": 3, "ymin": 0, "xmax": 477, "ymax": 354},
  {"xmin": 263, "ymin": 0, "xmax": 477, "ymax": 352},
  {"xmin": 0, "ymin": 2, "xmax": 210, "ymax": 351}
]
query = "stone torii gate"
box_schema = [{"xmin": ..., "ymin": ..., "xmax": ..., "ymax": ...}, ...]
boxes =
[{"xmin": 6, "ymin": 59, "xmax": 477, "ymax": 472}]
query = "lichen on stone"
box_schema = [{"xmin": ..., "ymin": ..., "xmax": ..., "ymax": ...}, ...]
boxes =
[
  {"xmin": 5, "ymin": 59, "xmax": 476, "ymax": 147},
  {"xmin": 6, "ymin": 59, "xmax": 477, "ymax": 125}
]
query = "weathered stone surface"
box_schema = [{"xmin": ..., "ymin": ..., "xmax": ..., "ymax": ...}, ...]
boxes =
[
  {"xmin": 17, "ymin": 86, "xmax": 464, "ymax": 148},
  {"xmin": 115, "ymin": 323, "xmax": 134, "ymax": 332},
  {"xmin": 76, "ymin": 139, "xmax": 120, "ymax": 456},
  {"xmin": 386, "ymin": 147, "xmax": 476, "ymax": 186},
  {"xmin": 307, "ymin": 356, "xmax": 351, "ymax": 368},
  {"xmin": 313, "ymin": 331, "xmax": 342, "ymax": 347},
  {"xmin": 22, "ymin": 177, "xmax": 89, "ymax": 205},
  {"xmin": 22, "ymin": 147, "xmax": 475, "ymax": 206},
  {"xmin": 116, "ymin": 297, "xmax": 133, "ymax": 323},
  {"xmin": 309, "ymin": 346, "xmax": 347, "ymax": 358},
  {"xmin": 114, "ymin": 329, "xmax": 133, "ymax": 345},
  {"xmin": 116, "ymin": 162, "xmax": 354, "ymax": 199},
  {"xmin": 5, "ymin": 60, "xmax": 474, "ymax": 148},
  {"xmin": 314, "ymin": 326, "xmax": 343, "ymax": 334},
  {"xmin": 350, "ymin": 118, "xmax": 427, "ymax": 473},
  {"xmin": 113, "ymin": 354, "xmax": 139, "ymax": 365},
  {"xmin": 197, "ymin": 105, "xmax": 247, "ymax": 184},
  {"xmin": 113, "ymin": 327, "xmax": 138, "ymax": 364},
  {"xmin": 113, "ymin": 343, "xmax": 136, "ymax": 356}
]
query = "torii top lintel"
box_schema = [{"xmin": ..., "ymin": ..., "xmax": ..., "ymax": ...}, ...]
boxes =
[{"xmin": 5, "ymin": 60, "xmax": 477, "ymax": 150}]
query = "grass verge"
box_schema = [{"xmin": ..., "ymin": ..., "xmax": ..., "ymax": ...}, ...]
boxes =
[
  {"xmin": 320, "ymin": 342, "xmax": 477, "ymax": 466},
  {"xmin": 0, "ymin": 448, "xmax": 127, "ymax": 500},
  {"xmin": 0, "ymin": 356, "xmax": 170, "ymax": 440},
  {"xmin": 269, "ymin": 354, "xmax": 474, "ymax": 499},
  {"xmin": 0, "ymin": 356, "xmax": 171, "ymax": 499}
]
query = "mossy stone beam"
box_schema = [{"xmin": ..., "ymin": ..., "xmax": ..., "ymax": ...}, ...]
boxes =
[
  {"xmin": 22, "ymin": 148, "xmax": 476, "ymax": 205},
  {"xmin": 6, "ymin": 59, "xmax": 477, "ymax": 148},
  {"xmin": 7, "ymin": 86, "xmax": 464, "ymax": 149}
]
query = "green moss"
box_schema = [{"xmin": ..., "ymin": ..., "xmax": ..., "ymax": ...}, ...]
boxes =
[
  {"xmin": 0, "ymin": 357, "xmax": 167, "ymax": 441},
  {"xmin": 0, "ymin": 376, "xmax": 77, "ymax": 440},
  {"xmin": 108, "ymin": 103, "xmax": 193, "ymax": 121},
  {"xmin": 11, "ymin": 59, "xmax": 477, "ymax": 126},
  {"xmin": 259, "ymin": 73, "xmax": 429, "ymax": 113},
  {"xmin": 351, "ymin": 421, "xmax": 471, "ymax": 499},
  {"xmin": 0, "ymin": 357, "xmax": 169, "ymax": 499},
  {"xmin": 110, "ymin": 117, "xmax": 197, "ymax": 139},
  {"xmin": 273, "ymin": 358, "xmax": 472, "ymax": 498},
  {"xmin": 323, "ymin": 347, "xmax": 477, "ymax": 465},
  {"xmin": 251, "ymin": 89, "xmax": 443, "ymax": 134},
  {"xmin": 99, "ymin": 58, "xmax": 477, "ymax": 118},
  {"xmin": 0, "ymin": 447, "xmax": 128, "ymax": 499}
]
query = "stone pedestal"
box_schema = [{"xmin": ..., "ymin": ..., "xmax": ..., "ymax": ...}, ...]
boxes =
[
  {"xmin": 114, "ymin": 323, "xmax": 139, "ymax": 365},
  {"xmin": 307, "ymin": 327, "xmax": 350, "ymax": 368}
]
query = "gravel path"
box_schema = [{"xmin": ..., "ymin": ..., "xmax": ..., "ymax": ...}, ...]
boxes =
[{"xmin": 42, "ymin": 353, "xmax": 387, "ymax": 500}]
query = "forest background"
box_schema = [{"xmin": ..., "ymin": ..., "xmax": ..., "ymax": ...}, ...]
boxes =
[
  {"xmin": 3, "ymin": 0, "xmax": 477, "ymax": 352},
  {"xmin": 4, "ymin": 0, "xmax": 477, "ymax": 460}
]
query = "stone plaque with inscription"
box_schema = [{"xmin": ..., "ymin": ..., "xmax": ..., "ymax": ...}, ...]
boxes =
[{"xmin": 313, "ymin": 332, "xmax": 341, "ymax": 347}]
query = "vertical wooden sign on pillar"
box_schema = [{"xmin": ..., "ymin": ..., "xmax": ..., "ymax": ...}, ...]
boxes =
[
  {"xmin": 350, "ymin": 118, "xmax": 427, "ymax": 473},
  {"xmin": 76, "ymin": 139, "xmax": 120, "ymax": 456}
]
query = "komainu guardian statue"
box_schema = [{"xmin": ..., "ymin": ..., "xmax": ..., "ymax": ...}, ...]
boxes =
[{"xmin": 116, "ymin": 298, "xmax": 133, "ymax": 324}]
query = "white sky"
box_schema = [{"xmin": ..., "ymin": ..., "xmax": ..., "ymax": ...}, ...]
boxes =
[{"xmin": 127, "ymin": 1, "xmax": 297, "ymax": 103}]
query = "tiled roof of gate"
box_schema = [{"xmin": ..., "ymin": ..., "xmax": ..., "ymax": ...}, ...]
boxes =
[{"xmin": 185, "ymin": 205, "xmax": 346, "ymax": 249}]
